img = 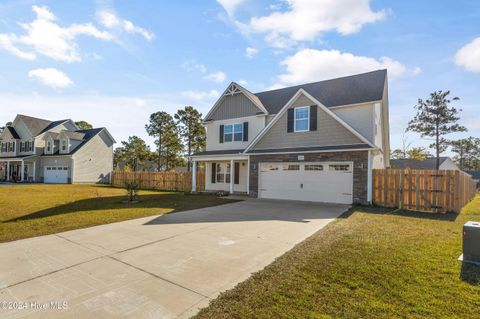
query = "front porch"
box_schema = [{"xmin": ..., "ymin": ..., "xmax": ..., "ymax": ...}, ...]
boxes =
[
  {"xmin": 191, "ymin": 155, "xmax": 249, "ymax": 194},
  {"xmin": 0, "ymin": 158, "xmax": 37, "ymax": 182}
]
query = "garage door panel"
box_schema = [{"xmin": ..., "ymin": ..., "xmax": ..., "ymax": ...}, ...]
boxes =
[
  {"xmin": 259, "ymin": 162, "xmax": 353, "ymax": 204},
  {"xmin": 44, "ymin": 166, "xmax": 69, "ymax": 184}
]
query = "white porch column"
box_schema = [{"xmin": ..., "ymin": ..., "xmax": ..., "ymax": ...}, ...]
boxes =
[
  {"xmin": 33, "ymin": 161, "xmax": 36, "ymax": 182},
  {"xmin": 367, "ymin": 150, "xmax": 373, "ymax": 204},
  {"xmin": 192, "ymin": 160, "xmax": 197, "ymax": 192},
  {"xmin": 6, "ymin": 161, "xmax": 10, "ymax": 181},
  {"xmin": 21, "ymin": 160, "xmax": 25, "ymax": 182},
  {"xmin": 246, "ymin": 156, "xmax": 250, "ymax": 195},
  {"xmin": 229, "ymin": 159, "xmax": 234, "ymax": 194}
]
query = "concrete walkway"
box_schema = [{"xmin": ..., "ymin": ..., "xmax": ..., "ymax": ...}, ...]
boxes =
[{"xmin": 0, "ymin": 199, "xmax": 348, "ymax": 319}]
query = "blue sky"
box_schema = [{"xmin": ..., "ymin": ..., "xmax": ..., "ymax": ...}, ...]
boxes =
[{"xmin": 0, "ymin": 0, "xmax": 479, "ymax": 154}]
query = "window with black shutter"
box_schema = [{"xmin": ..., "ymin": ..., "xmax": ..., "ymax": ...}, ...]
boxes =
[{"xmin": 211, "ymin": 162, "xmax": 216, "ymax": 183}]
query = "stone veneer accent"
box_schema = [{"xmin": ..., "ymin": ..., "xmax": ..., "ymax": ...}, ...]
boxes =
[{"xmin": 248, "ymin": 151, "xmax": 369, "ymax": 204}]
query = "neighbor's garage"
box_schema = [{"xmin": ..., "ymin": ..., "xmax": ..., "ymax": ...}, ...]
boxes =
[
  {"xmin": 44, "ymin": 166, "xmax": 69, "ymax": 184},
  {"xmin": 258, "ymin": 162, "xmax": 353, "ymax": 204}
]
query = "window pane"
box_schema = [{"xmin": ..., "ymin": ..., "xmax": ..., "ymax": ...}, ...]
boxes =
[
  {"xmin": 216, "ymin": 174, "xmax": 224, "ymax": 183},
  {"xmin": 305, "ymin": 164, "xmax": 323, "ymax": 171},
  {"xmin": 295, "ymin": 119, "xmax": 308, "ymax": 131},
  {"xmin": 283, "ymin": 164, "xmax": 300, "ymax": 171},
  {"xmin": 224, "ymin": 133, "xmax": 233, "ymax": 142},
  {"xmin": 295, "ymin": 107, "xmax": 309, "ymax": 119},
  {"xmin": 224, "ymin": 125, "xmax": 233, "ymax": 133},
  {"xmin": 233, "ymin": 133, "xmax": 243, "ymax": 141},
  {"xmin": 216, "ymin": 163, "xmax": 223, "ymax": 173},
  {"xmin": 233, "ymin": 124, "xmax": 243, "ymax": 133},
  {"xmin": 329, "ymin": 164, "xmax": 350, "ymax": 171}
]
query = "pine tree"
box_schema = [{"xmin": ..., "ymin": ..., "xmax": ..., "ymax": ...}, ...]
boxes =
[
  {"xmin": 407, "ymin": 91, "xmax": 467, "ymax": 169},
  {"xmin": 174, "ymin": 106, "xmax": 206, "ymax": 171}
]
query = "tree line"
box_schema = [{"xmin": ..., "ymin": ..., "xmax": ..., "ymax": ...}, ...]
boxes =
[
  {"xmin": 114, "ymin": 106, "xmax": 206, "ymax": 172},
  {"xmin": 391, "ymin": 90, "xmax": 479, "ymax": 170}
]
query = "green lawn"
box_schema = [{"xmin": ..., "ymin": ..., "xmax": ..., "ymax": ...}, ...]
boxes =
[
  {"xmin": 0, "ymin": 184, "xmax": 233, "ymax": 243},
  {"xmin": 195, "ymin": 195, "xmax": 480, "ymax": 319}
]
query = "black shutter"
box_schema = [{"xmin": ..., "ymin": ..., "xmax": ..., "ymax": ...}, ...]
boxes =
[
  {"xmin": 211, "ymin": 163, "xmax": 216, "ymax": 183},
  {"xmin": 287, "ymin": 108, "xmax": 294, "ymax": 133},
  {"xmin": 234, "ymin": 162, "xmax": 240, "ymax": 184},
  {"xmin": 243, "ymin": 122, "xmax": 248, "ymax": 141},
  {"xmin": 219, "ymin": 125, "xmax": 224, "ymax": 143},
  {"xmin": 310, "ymin": 105, "xmax": 317, "ymax": 131}
]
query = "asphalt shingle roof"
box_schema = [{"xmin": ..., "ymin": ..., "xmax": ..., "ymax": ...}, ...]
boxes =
[
  {"xmin": 254, "ymin": 69, "xmax": 387, "ymax": 114},
  {"xmin": 390, "ymin": 157, "xmax": 449, "ymax": 169}
]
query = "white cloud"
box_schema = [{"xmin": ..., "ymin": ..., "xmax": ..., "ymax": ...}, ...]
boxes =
[
  {"xmin": 181, "ymin": 90, "xmax": 219, "ymax": 103},
  {"xmin": 0, "ymin": 5, "xmax": 113, "ymax": 63},
  {"xmin": 217, "ymin": 0, "xmax": 246, "ymax": 16},
  {"xmin": 219, "ymin": 0, "xmax": 386, "ymax": 48},
  {"xmin": 181, "ymin": 60, "xmax": 207, "ymax": 73},
  {"xmin": 28, "ymin": 68, "xmax": 73, "ymax": 89},
  {"xmin": 272, "ymin": 49, "xmax": 419, "ymax": 88},
  {"xmin": 203, "ymin": 71, "xmax": 227, "ymax": 83},
  {"xmin": 0, "ymin": 34, "xmax": 36, "ymax": 60},
  {"xmin": 245, "ymin": 47, "xmax": 258, "ymax": 58},
  {"xmin": 455, "ymin": 37, "xmax": 480, "ymax": 72},
  {"xmin": 237, "ymin": 79, "xmax": 248, "ymax": 86},
  {"xmin": 96, "ymin": 10, "xmax": 155, "ymax": 41},
  {"xmin": 182, "ymin": 59, "xmax": 227, "ymax": 83}
]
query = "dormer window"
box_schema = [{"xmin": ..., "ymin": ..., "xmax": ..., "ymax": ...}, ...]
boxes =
[
  {"xmin": 294, "ymin": 106, "xmax": 310, "ymax": 132},
  {"xmin": 46, "ymin": 140, "xmax": 52, "ymax": 153},
  {"xmin": 61, "ymin": 139, "xmax": 68, "ymax": 152}
]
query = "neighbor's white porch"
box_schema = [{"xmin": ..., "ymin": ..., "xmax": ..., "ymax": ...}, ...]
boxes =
[
  {"xmin": 191, "ymin": 155, "xmax": 249, "ymax": 194},
  {"xmin": 0, "ymin": 158, "xmax": 37, "ymax": 182}
]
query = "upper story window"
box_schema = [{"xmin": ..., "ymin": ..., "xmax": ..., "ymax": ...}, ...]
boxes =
[
  {"xmin": 224, "ymin": 123, "xmax": 243, "ymax": 142},
  {"xmin": 46, "ymin": 140, "xmax": 52, "ymax": 153},
  {"xmin": 7, "ymin": 141, "xmax": 15, "ymax": 152},
  {"xmin": 61, "ymin": 139, "xmax": 68, "ymax": 152},
  {"xmin": 294, "ymin": 106, "xmax": 310, "ymax": 132}
]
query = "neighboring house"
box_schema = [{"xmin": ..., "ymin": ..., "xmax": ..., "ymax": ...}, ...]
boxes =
[
  {"xmin": 390, "ymin": 157, "xmax": 460, "ymax": 170},
  {"xmin": 0, "ymin": 114, "xmax": 115, "ymax": 184},
  {"xmin": 465, "ymin": 171, "xmax": 480, "ymax": 187},
  {"xmin": 190, "ymin": 70, "xmax": 390, "ymax": 205}
]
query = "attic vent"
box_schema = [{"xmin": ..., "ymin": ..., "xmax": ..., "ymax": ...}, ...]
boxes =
[{"xmin": 225, "ymin": 84, "xmax": 242, "ymax": 96}]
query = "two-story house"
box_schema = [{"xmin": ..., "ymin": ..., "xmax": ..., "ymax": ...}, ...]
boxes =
[
  {"xmin": 0, "ymin": 114, "xmax": 115, "ymax": 183},
  {"xmin": 191, "ymin": 70, "xmax": 390, "ymax": 205}
]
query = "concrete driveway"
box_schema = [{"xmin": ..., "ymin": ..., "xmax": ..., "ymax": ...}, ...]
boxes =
[{"xmin": 0, "ymin": 199, "xmax": 348, "ymax": 319}]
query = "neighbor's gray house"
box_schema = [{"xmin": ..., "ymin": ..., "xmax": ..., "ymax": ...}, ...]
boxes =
[
  {"xmin": 0, "ymin": 114, "xmax": 115, "ymax": 184},
  {"xmin": 390, "ymin": 157, "xmax": 460, "ymax": 170},
  {"xmin": 191, "ymin": 70, "xmax": 390, "ymax": 205}
]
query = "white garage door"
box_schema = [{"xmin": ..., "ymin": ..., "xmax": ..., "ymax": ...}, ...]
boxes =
[
  {"xmin": 259, "ymin": 162, "xmax": 353, "ymax": 204},
  {"xmin": 44, "ymin": 166, "xmax": 69, "ymax": 184}
]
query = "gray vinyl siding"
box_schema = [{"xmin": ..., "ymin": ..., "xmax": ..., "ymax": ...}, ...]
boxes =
[
  {"xmin": 252, "ymin": 93, "xmax": 363, "ymax": 150},
  {"xmin": 207, "ymin": 93, "xmax": 262, "ymax": 120},
  {"xmin": 72, "ymin": 130, "xmax": 113, "ymax": 184}
]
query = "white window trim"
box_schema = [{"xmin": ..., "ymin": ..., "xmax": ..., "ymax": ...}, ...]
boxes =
[
  {"xmin": 294, "ymin": 106, "xmax": 310, "ymax": 133},
  {"xmin": 215, "ymin": 162, "xmax": 231, "ymax": 184},
  {"xmin": 60, "ymin": 138, "xmax": 70, "ymax": 153},
  {"xmin": 46, "ymin": 139, "xmax": 53, "ymax": 154},
  {"xmin": 223, "ymin": 123, "xmax": 244, "ymax": 143}
]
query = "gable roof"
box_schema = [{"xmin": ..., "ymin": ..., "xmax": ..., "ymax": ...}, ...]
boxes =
[
  {"xmin": 41, "ymin": 128, "xmax": 105, "ymax": 156},
  {"xmin": 390, "ymin": 157, "xmax": 450, "ymax": 169},
  {"xmin": 245, "ymin": 88, "xmax": 376, "ymax": 153},
  {"xmin": 254, "ymin": 69, "xmax": 387, "ymax": 114},
  {"xmin": 16, "ymin": 114, "xmax": 52, "ymax": 137},
  {"xmin": 204, "ymin": 82, "xmax": 269, "ymax": 120},
  {"xmin": 39, "ymin": 119, "xmax": 70, "ymax": 135},
  {"xmin": 62, "ymin": 131, "xmax": 86, "ymax": 140},
  {"xmin": 465, "ymin": 171, "xmax": 480, "ymax": 180},
  {"xmin": 6, "ymin": 127, "xmax": 20, "ymax": 139}
]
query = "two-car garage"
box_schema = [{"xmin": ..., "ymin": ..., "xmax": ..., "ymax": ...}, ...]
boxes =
[{"xmin": 258, "ymin": 162, "xmax": 353, "ymax": 204}]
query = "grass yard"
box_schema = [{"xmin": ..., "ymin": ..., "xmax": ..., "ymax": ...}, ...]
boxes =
[
  {"xmin": 195, "ymin": 195, "xmax": 480, "ymax": 319},
  {"xmin": 0, "ymin": 184, "xmax": 233, "ymax": 243}
]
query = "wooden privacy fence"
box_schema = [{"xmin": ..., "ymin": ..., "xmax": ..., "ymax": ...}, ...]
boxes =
[
  {"xmin": 373, "ymin": 169, "xmax": 477, "ymax": 213},
  {"xmin": 111, "ymin": 171, "xmax": 205, "ymax": 192}
]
